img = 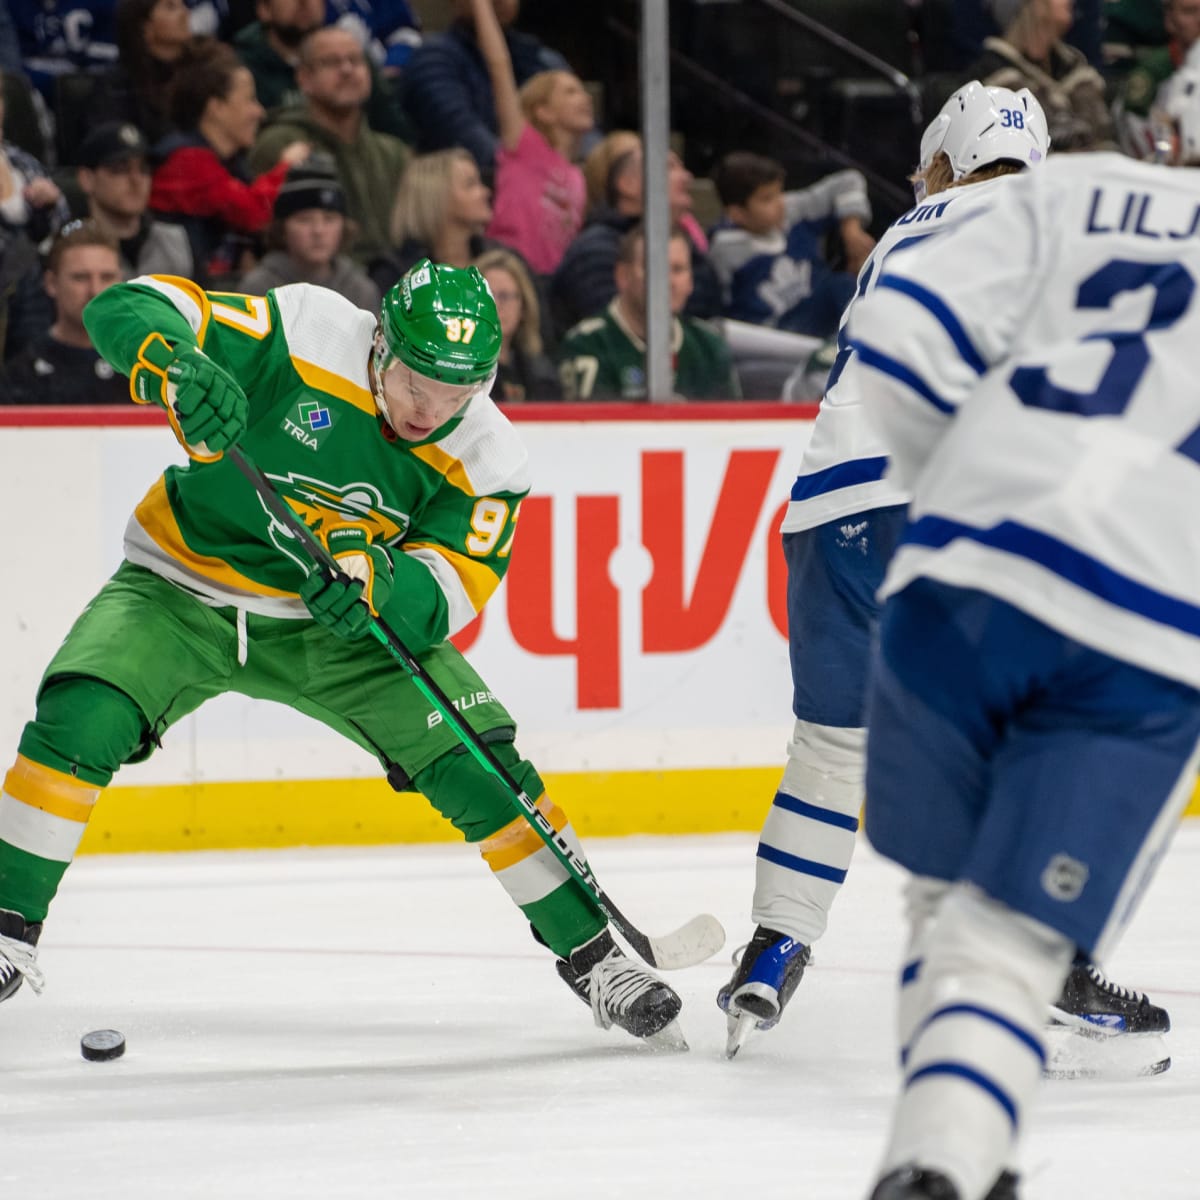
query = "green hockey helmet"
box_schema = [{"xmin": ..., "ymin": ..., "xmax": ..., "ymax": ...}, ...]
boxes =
[{"xmin": 375, "ymin": 259, "xmax": 502, "ymax": 387}]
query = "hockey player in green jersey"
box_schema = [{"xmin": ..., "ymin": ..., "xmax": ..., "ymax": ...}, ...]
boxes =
[{"xmin": 0, "ymin": 259, "xmax": 684, "ymax": 1045}]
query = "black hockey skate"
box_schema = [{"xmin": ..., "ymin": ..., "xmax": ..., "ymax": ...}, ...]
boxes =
[
  {"xmin": 0, "ymin": 908, "xmax": 44, "ymax": 1001},
  {"xmin": 1046, "ymin": 955, "xmax": 1170, "ymax": 1078},
  {"xmin": 869, "ymin": 1167, "xmax": 1018, "ymax": 1200},
  {"xmin": 556, "ymin": 929, "xmax": 685, "ymax": 1049},
  {"xmin": 716, "ymin": 925, "xmax": 810, "ymax": 1058},
  {"xmin": 1051, "ymin": 956, "xmax": 1169, "ymax": 1034}
]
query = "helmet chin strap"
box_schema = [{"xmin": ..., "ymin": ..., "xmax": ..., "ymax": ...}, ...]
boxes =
[{"xmin": 370, "ymin": 333, "xmax": 396, "ymax": 429}]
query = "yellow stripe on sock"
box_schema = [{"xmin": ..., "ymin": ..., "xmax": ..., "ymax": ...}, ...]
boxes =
[
  {"xmin": 479, "ymin": 795, "xmax": 567, "ymax": 872},
  {"xmin": 4, "ymin": 755, "xmax": 100, "ymax": 823}
]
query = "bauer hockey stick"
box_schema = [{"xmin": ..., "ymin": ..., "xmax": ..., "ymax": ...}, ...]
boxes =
[{"xmin": 226, "ymin": 446, "xmax": 725, "ymax": 971}]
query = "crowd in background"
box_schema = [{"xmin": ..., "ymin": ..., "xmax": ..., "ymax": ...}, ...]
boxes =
[{"xmin": 0, "ymin": 0, "xmax": 1193, "ymax": 405}]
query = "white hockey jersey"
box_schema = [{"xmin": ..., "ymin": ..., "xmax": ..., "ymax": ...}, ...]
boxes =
[
  {"xmin": 849, "ymin": 152, "xmax": 1200, "ymax": 691},
  {"xmin": 782, "ymin": 174, "xmax": 1018, "ymax": 533}
]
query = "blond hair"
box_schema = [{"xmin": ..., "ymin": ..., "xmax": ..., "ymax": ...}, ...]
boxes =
[
  {"xmin": 908, "ymin": 151, "xmax": 1024, "ymax": 198},
  {"xmin": 389, "ymin": 148, "xmax": 476, "ymax": 246},
  {"xmin": 519, "ymin": 70, "xmax": 569, "ymax": 144},
  {"xmin": 583, "ymin": 129, "xmax": 640, "ymax": 211},
  {"xmin": 475, "ymin": 246, "xmax": 543, "ymax": 358}
]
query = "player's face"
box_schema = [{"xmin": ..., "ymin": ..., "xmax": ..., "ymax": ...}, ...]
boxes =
[
  {"xmin": 1168, "ymin": 0, "xmax": 1200, "ymax": 48},
  {"xmin": 739, "ymin": 179, "xmax": 786, "ymax": 235},
  {"xmin": 144, "ymin": 0, "xmax": 191, "ymax": 56},
  {"xmin": 448, "ymin": 157, "xmax": 493, "ymax": 228},
  {"xmin": 283, "ymin": 208, "xmax": 344, "ymax": 268},
  {"xmin": 46, "ymin": 246, "xmax": 122, "ymax": 328},
  {"xmin": 374, "ymin": 355, "xmax": 477, "ymax": 441},
  {"xmin": 481, "ymin": 266, "xmax": 523, "ymax": 342},
  {"xmin": 209, "ymin": 67, "xmax": 266, "ymax": 151},
  {"xmin": 84, "ymin": 157, "xmax": 152, "ymax": 219},
  {"xmin": 302, "ymin": 32, "xmax": 371, "ymax": 110}
]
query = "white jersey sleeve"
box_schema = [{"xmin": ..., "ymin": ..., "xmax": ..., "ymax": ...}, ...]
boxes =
[
  {"xmin": 848, "ymin": 152, "xmax": 1200, "ymax": 692},
  {"xmin": 781, "ymin": 176, "xmax": 1016, "ymax": 533}
]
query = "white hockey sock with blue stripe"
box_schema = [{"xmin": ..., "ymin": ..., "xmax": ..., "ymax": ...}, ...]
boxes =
[
  {"xmin": 752, "ymin": 720, "xmax": 864, "ymax": 944},
  {"xmin": 880, "ymin": 884, "xmax": 1074, "ymax": 1200}
]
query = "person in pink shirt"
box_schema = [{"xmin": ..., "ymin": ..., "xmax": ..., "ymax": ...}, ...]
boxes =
[{"xmin": 471, "ymin": 0, "xmax": 591, "ymax": 276}]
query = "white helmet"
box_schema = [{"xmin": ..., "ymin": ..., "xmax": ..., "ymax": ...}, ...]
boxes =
[
  {"xmin": 915, "ymin": 81, "xmax": 1050, "ymax": 200},
  {"xmin": 1164, "ymin": 68, "xmax": 1200, "ymax": 164}
]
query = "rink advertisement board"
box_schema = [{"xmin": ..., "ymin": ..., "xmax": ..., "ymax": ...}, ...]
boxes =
[{"xmin": 0, "ymin": 404, "xmax": 823, "ymax": 852}]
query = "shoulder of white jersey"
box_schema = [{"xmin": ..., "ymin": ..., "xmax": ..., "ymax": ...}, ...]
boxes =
[
  {"xmin": 270, "ymin": 282, "xmax": 378, "ymax": 383},
  {"xmin": 431, "ymin": 392, "xmax": 532, "ymax": 497},
  {"xmin": 564, "ymin": 315, "xmax": 607, "ymax": 340}
]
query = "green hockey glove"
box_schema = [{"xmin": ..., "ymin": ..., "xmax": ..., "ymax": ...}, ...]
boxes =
[
  {"xmin": 300, "ymin": 523, "xmax": 396, "ymax": 639},
  {"xmin": 131, "ymin": 332, "xmax": 248, "ymax": 460}
]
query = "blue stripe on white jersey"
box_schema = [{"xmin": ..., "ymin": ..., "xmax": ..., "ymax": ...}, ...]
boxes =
[{"xmin": 781, "ymin": 179, "xmax": 1015, "ymax": 535}]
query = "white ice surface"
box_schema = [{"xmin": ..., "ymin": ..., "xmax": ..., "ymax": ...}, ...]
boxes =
[{"xmin": 4, "ymin": 827, "xmax": 1200, "ymax": 1199}]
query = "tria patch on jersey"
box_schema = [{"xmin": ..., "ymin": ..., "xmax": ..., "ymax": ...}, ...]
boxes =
[{"xmin": 280, "ymin": 398, "xmax": 338, "ymax": 450}]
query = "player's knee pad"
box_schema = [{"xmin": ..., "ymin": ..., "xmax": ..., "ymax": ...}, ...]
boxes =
[
  {"xmin": 413, "ymin": 737, "xmax": 543, "ymax": 843},
  {"xmin": 780, "ymin": 719, "xmax": 865, "ymax": 818},
  {"xmin": 18, "ymin": 677, "xmax": 150, "ymax": 787}
]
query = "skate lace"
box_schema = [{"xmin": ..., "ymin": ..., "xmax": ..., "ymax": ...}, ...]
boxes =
[
  {"xmin": 586, "ymin": 950, "xmax": 656, "ymax": 1031},
  {"xmin": 1086, "ymin": 964, "xmax": 1144, "ymax": 1003},
  {"xmin": 0, "ymin": 931, "xmax": 44, "ymax": 995}
]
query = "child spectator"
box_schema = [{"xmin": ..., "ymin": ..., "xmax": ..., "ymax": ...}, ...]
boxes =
[
  {"xmin": 370, "ymin": 147, "xmax": 497, "ymax": 291},
  {"xmin": 709, "ymin": 151, "xmax": 874, "ymax": 339},
  {"xmin": 77, "ymin": 121, "xmax": 194, "ymax": 279},
  {"xmin": 557, "ymin": 222, "xmax": 739, "ymax": 402},
  {"xmin": 0, "ymin": 221, "xmax": 127, "ymax": 405},
  {"xmin": 238, "ymin": 158, "xmax": 380, "ymax": 309},
  {"xmin": 582, "ymin": 129, "xmax": 639, "ymax": 215},
  {"xmin": 470, "ymin": 0, "xmax": 590, "ymax": 276},
  {"xmin": 475, "ymin": 245, "xmax": 557, "ymax": 401},
  {"xmin": 151, "ymin": 40, "xmax": 310, "ymax": 287},
  {"xmin": 0, "ymin": 70, "xmax": 68, "ymax": 246}
]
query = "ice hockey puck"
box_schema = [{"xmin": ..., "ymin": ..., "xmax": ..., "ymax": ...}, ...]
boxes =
[{"xmin": 81, "ymin": 1029, "xmax": 126, "ymax": 1062}]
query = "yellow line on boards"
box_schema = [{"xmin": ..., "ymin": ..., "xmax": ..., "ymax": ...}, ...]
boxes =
[{"xmin": 75, "ymin": 769, "xmax": 1200, "ymax": 855}]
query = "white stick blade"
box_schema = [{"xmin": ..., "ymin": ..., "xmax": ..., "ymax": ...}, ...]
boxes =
[{"xmin": 647, "ymin": 914, "xmax": 726, "ymax": 970}]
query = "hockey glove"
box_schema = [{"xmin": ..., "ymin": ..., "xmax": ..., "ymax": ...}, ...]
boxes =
[
  {"xmin": 131, "ymin": 332, "xmax": 249, "ymax": 460},
  {"xmin": 299, "ymin": 522, "xmax": 395, "ymax": 639}
]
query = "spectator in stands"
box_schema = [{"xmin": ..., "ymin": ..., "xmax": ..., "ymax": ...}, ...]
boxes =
[
  {"xmin": 151, "ymin": 40, "xmax": 310, "ymax": 287},
  {"xmin": 0, "ymin": 225, "xmax": 51, "ymax": 362},
  {"xmin": 470, "ymin": 0, "xmax": 590, "ymax": 276},
  {"xmin": 8, "ymin": 0, "xmax": 121, "ymax": 103},
  {"xmin": 238, "ymin": 157, "xmax": 379, "ymax": 307},
  {"xmin": 234, "ymin": 0, "xmax": 412, "ymax": 138},
  {"xmin": 582, "ymin": 130, "xmax": 639, "ymax": 215},
  {"xmin": 969, "ymin": 0, "xmax": 1115, "ymax": 150},
  {"xmin": 0, "ymin": 70, "xmax": 69, "ymax": 244},
  {"xmin": 557, "ymin": 223, "xmax": 739, "ymax": 402},
  {"xmin": 249, "ymin": 26, "xmax": 408, "ymax": 266},
  {"xmin": 549, "ymin": 144, "xmax": 722, "ymax": 339},
  {"xmin": 92, "ymin": 0, "xmax": 196, "ymax": 151},
  {"xmin": 77, "ymin": 121, "xmax": 194, "ymax": 279},
  {"xmin": 1114, "ymin": 0, "xmax": 1200, "ymax": 156},
  {"xmin": 0, "ymin": 221, "xmax": 127, "ymax": 405},
  {"xmin": 709, "ymin": 151, "xmax": 873, "ymax": 339},
  {"xmin": 401, "ymin": 0, "xmax": 568, "ymax": 172},
  {"xmin": 369, "ymin": 147, "xmax": 497, "ymax": 292},
  {"xmin": 475, "ymin": 246, "xmax": 557, "ymax": 401},
  {"xmin": 325, "ymin": 0, "xmax": 422, "ymax": 77}
]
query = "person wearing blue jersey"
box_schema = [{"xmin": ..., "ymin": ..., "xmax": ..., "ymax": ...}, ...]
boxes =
[
  {"xmin": 709, "ymin": 152, "xmax": 874, "ymax": 339},
  {"xmin": 719, "ymin": 84, "xmax": 1171, "ymax": 1096},
  {"xmin": 855, "ymin": 147, "xmax": 1200, "ymax": 1200}
]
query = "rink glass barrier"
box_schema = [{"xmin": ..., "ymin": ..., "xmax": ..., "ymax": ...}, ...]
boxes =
[{"xmin": 4, "ymin": 404, "xmax": 1198, "ymax": 853}]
